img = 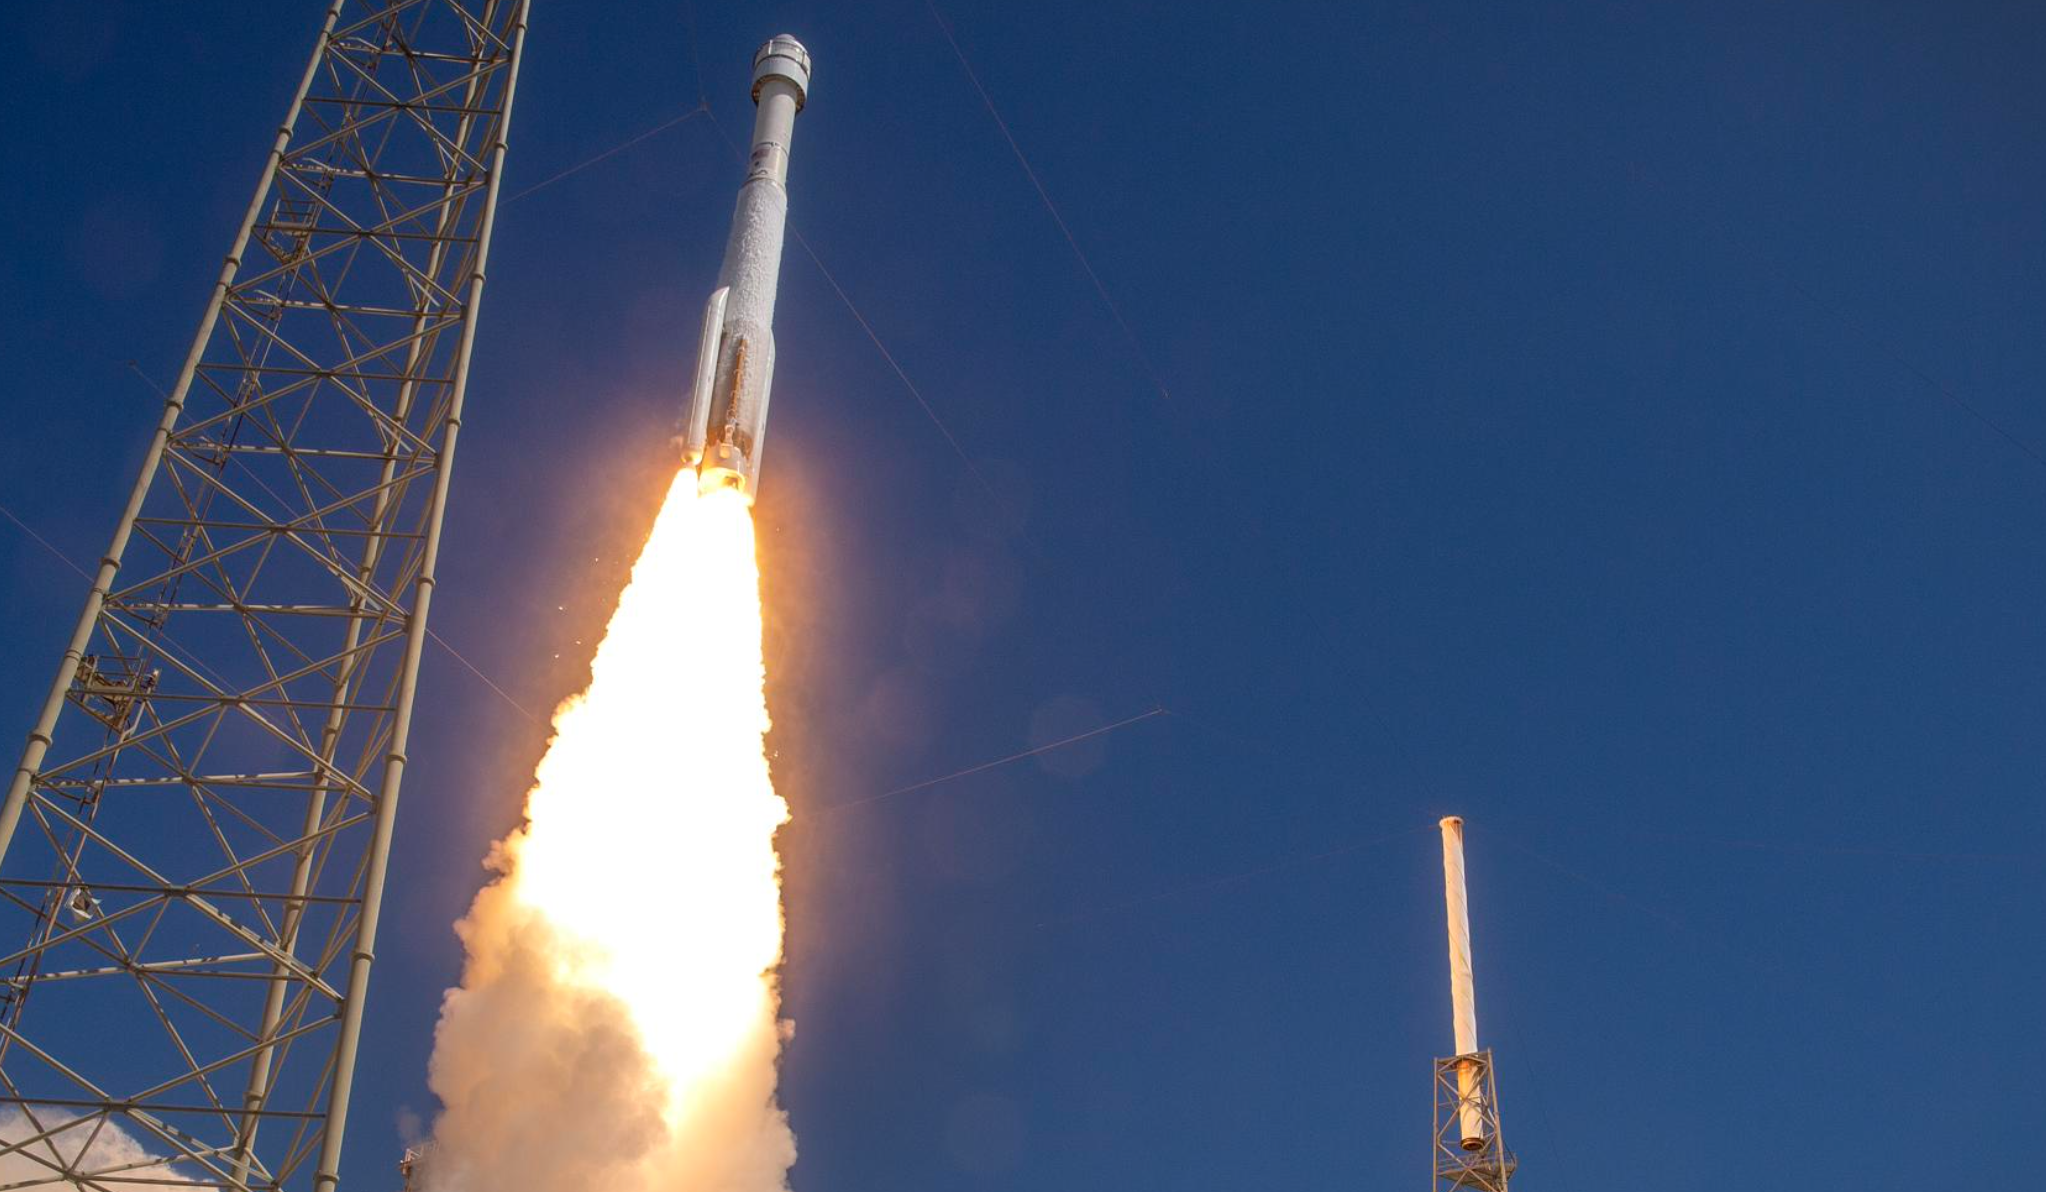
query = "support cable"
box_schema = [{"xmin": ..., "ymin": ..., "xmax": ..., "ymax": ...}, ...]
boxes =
[
  {"xmin": 1037, "ymin": 822, "xmax": 1436, "ymax": 930},
  {"xmin": 924, "ymin": 0, "xmax": 1171, "ymax": 401},
  {"xmin": 700, "ymin": 106, "xmax": 1003, "ymax": 506},
  {"xmin": 499, "ymin": 105, "xmax": 708, "ymax": 206},
  {"xmin": 826, "ymin": 705, "xmax": 1169, "ymax": 813}
]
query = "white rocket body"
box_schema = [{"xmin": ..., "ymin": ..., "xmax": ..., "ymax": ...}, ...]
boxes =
[
  {"xmin": 684, "ymin": 35, "xmax": 811, "ymax": 503},
  {"xmin": 1439, "ymin": 815, "xmax": 1485, "ymax": 1150}
]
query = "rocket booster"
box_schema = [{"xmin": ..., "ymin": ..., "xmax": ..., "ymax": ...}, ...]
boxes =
[{"xmin": 684, "ymin": 35, "xmax": 812, "ymax": 503}]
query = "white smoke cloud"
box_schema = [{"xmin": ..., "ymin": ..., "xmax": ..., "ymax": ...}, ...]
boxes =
[
  {"xmin": 419, "ymin": 897, "xmax": 794, "ymax": 1192},
  {"xmin": 0, "ymin": 1108, "xmax": 216, "ymax": 1189}
]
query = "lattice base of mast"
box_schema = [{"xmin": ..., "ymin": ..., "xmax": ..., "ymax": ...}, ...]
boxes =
[{"xmin": 1432, "ymin": 1049, "xmax": 1516, "ymax": 1192}]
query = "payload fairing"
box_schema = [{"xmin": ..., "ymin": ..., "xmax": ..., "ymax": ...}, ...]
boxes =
[{"xmin": 684, "ymin": 35, "xmax": 812, "ymax": 503}]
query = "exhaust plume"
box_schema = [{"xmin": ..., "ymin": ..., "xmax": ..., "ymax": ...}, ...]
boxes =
[{"xmin": 419, "ymin": 472, "xmax": 795, "ymax": 1192}]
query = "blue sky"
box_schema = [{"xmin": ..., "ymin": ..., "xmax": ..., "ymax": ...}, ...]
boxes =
[{"xmin": 2, "ymin": 1, "xmax": 2043, "ymax": 1188}]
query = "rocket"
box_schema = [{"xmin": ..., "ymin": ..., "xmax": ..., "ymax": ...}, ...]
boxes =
[{"xmin": 683, "ymin": 35, "xmax": 812, "ymax": 503}]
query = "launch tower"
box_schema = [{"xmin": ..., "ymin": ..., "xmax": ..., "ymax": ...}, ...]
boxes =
[{"xmin": 0, "ymin": 2, "xmax": 527, "ymax": 1188}]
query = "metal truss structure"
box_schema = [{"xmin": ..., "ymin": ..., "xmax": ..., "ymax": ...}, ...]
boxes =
[
  {"xmin": 1432, "ymin": 1050, "xmax": 1516, "ymax": 1192},
  {"xmin": 0, "ymin": 1, "xmax": 527, "ymax": 1187}
]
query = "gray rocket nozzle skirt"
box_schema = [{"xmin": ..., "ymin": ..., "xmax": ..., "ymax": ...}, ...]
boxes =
[{"xmin": 683, "ymin": 35, "xmax": 811, "ymax": 504}]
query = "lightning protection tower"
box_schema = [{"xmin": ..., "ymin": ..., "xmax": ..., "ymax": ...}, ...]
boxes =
[
  {"xmin": 1432, "ymin": 816, "xmax": 1516, "ymax": 1192},
  {"xmin": 0, "ymin": 2, "xmax": 527, "ymax": 1188}
]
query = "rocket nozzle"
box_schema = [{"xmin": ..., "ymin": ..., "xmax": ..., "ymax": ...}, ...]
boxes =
[{"xmin": 697, "ymin": 464, "xmax": 749, "ymax": 501}]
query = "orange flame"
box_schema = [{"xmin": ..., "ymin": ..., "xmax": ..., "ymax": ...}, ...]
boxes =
[{"xmin": 421, "ymin": 470, "xmax": 795, "ymax": 1190}]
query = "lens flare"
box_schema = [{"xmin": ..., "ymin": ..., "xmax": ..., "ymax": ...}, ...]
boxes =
[{"xmin": 419, "ymin": 470, "xmax": 795, "ymax": 1192}]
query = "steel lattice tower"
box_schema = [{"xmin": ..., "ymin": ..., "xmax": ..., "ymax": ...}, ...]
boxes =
[{"xmin": 0, "ymin": 2, "xmax": 527, "ymax": 1187}]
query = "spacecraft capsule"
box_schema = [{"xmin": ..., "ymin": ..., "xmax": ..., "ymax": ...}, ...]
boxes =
[{"xmin": 683, "ymin": 35, "xmax": 812, "ymax": 503}]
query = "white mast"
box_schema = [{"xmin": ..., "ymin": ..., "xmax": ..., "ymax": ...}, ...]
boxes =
[{"xmin": 1439, "ymin": 815, "xmax": 1484, "ymax": 1149}]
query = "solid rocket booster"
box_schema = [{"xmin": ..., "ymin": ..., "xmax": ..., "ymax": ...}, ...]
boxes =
[{"xmin": 684, "ymin": 35, "xmax": 812, "ymax": 503}]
